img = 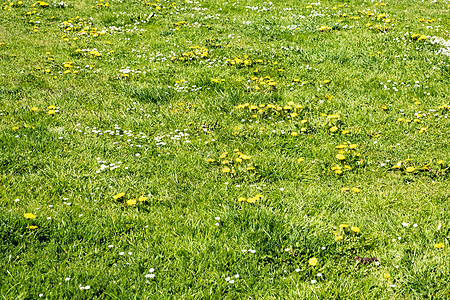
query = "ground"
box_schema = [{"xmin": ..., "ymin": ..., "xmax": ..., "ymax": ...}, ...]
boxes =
[{"xmin": 0, "ymin": 0, "xmax": 449, "ymax": 299}]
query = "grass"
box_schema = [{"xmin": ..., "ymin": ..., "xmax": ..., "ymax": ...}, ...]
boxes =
[{"xmin": 0, "ymin": 0, "xmax": 449, "ymax": 298}]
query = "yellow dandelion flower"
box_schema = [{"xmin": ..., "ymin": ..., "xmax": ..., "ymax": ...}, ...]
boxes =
[
  {"xmin": 351, "ymin": 226, "xmax": 361, "ymax": 233},
  {"xmin": 246, "ymin": 197, "xmax": 257, "ymax": 204},
  {"xmin": 434, "ymin": 243, "xmax": 445, "ymax": 249},
  {"xmin": 30, "ymin": 107, "xmax": 38, "ymax": 112},
  {"xmin": 238, "ymin": 197, "xmax": 246, "ymax": 202},
  {"xmin": 138, "ymin": 196, "xmax": 147, "ymax": 202},
  {"xmin": 336, "ymin": 154, "xmax": 346, "ymax": 160},
  {"xmin": 383, "ymin": 273, "xmax": 390, "ymax": 280},
  {"xmin": 335, "ymin": 235, "xmax": 343, "ymax": 241},
  {"xmin": 254, "ymin": 194, "xmax": 264, "ymax": 200},
  {"xmin": 126, "ymin": 199, "xmax": 137, "ymax": 206},
  {"xmin": 341, "ymin": 187, "xmax": 350, "ymax": 192},
  {"xmin": 308, "ymin": 257, "xmax": 318, "ymax": 266},
  {"xmin": 406, "ymin": 166, "xmax": 415, "ymax": 173},
  {"xmin": 113, "ymin": 192, "xmax": 125, "ymax": 200},
  {"xmin": 26, "ymin": 225, "xmax": 38, "ymax": 230},
  {"xmin": 222, "ymin": 167, "xmax": 231, "ymax": 173},
  {"xmin": 24, "ymin": 213, "xmax": 36, "ymax": 219},
  {"xmin": 350, "ymin": 187, "xmax": 361, "ymax": 193},
  {"xmin": 297, "ymin": 158, "xmax": 305, "ymax": 162},
  {"xmin": 339, "ymin": 224, "xmax": 349, "ymax": 229}
]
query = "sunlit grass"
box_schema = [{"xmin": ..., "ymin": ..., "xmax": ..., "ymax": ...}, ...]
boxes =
[{"xmin": 0, "ymin": 0, "xmax": 449, "ymax": 298}]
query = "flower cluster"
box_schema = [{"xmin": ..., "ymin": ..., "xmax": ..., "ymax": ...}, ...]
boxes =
[
  {"xmin": 331, "ymin": 142, "xmax": 362, "ymax": 175},
  {"xmin": 237, "ymin": 193, "xmax": 264, "ymax": 204},
  {"xmin": 207, "ymin": 149, "xmax": 256, "ymax": 175},
  {"xmin": 171, "ymin": 46, "xmax": 209, "ymax": 62},
  {"xmin": 113, "ymin": 193, "xmax": 149, "ymax": 206}
]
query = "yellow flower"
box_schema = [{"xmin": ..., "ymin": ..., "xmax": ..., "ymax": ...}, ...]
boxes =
[
  {"xmin": 113, "ymin": 192, "xmax": 125, "ymax": 200},
  {"xmin": 434, "ymin": 243, "xmax": 445, "ymax": 249},
  {"xmin": 297, "ymin": 158, "xmax": 305, "ymax": 162},
  {"xmin": 219, "ymin": 152, "xmax": 228, "ymax": 159},
  {"xmin": 335, "ymin": 235, "xmax": 343, "ymax": 241},
  {"xmin": 222, "ymin": 167, "xmax": 231, "ymax": 173},
  {"xmin": 246, "ymin": 197, "xmax": 257, "ymax": 204},
  {"xmin": 330, "ymin": 126, "xmax": 338, "ymax": 132},
  {"xmin": 339, "ymin": 224, "xmax": 349, "ymax": 229},
  {"xmin": 206, "ymin": 158, "xmax": 215, "ymax": 163},
  {"xmin": 308, "ymin": 257, "xmax": 318, "ymax": 266},
  {"xmin": 47, "ymin": 105, "xmax": 56, "ymax": 110},
  {"xmin": 138, "ymin": 196, "xmax": 147, "ymax": 202},
  {"xmin": 26, "ymin": 225, "xmax": 38, "ymax": 230},
  {"xmin": 351, "ymin": 226, "xmax": 361, "ymax": 233},
  {"xmin": 238, "ymin": 197, "xmax": 246, "ymax": 202},
  {"xmin": 383, "ymin": 273, "xmax": 390, "ymax": 280},
  {"xmin": 291, "ymin": 132, "xmax": 298, "ymax": 136},
  {"xmin": 48, "ymin": 110, "xmax": 56, "ymax": 115},
  {"xmin": 341, "ymin": 187, "xmax": 350, "ymax": 192},
  {"xmin": 126, "ymin": 199, "xmax": 137, "ymax": 206},
  {"xmin": 336, "ymin": 154, "xmax": 346, "ymax": 160},
  {"xmin": 30, "ymin": 107, "xmax": 38, "ymax": 112},
  {"xmin": 24, "ymin": 213, "xmax": 36, "ymax": 219},
  {"xmin": 12, "ymin": 126, "xmax": 19, "ymax": 130},
  {"xmin": 406, "ymin": 166, "xmax": 415, "ymax": 173},
  {"xmin": 350, "ymin": 187, "xmax": 361, "ymax": 193}
]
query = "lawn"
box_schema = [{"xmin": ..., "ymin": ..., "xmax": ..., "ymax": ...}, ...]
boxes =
[{"xmin": 0, "ymin": 0, "xmax": 449, "ymax": 299}]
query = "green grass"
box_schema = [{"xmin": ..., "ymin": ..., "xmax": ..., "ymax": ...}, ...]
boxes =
[{"xmin": 0, "ymin": 0, "xmax": 449, "ymax": 298}]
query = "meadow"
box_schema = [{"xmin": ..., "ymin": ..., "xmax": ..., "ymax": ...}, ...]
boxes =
[{"xmin": 0, "ymin": 0, "xmax": 449, "ymax": 298}]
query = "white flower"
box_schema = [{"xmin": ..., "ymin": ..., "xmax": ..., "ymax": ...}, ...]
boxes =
[
  {"xmin": 225, "ymin": 277, "xmax": 230, "ymax": 281},
  {"xmin": 215, "ymin": 217, "xmax": 220, "ymax": 221},
  {"xmin": 145, "ymin": 274, "xmax": 155, "ymax": 278},
  {"xmin": 402, "ymin": 222, "xmax": 410, "ymax": 227},
  {"xmin": 295, "ymin": 268, "xmax": 300, "ymax": 272},
  {"xmin": 215, "ymin": 223, "xmax": 220, "ymax": 226},
  {"xmin": 149, "ymin": 268, "xmax": 155, "ymax": 273},
  {"xmin": 119, "ymin": 252, "xmax": 125, "ymax": 255},
  {"xmin": 311, "ymin": 280, "xmax": 317, "ymax": 284},
  {"xmin": 65, "ymin": 277, "xmax": 71, "ymax": 281},
  {"xmin": 229, "ymin": 280, "xmax": 235, "ymax": 284},
  {"xmin": 234, "ymin": 274, "xmax": 239, "ymax": 278},
  {"xmin": 317, "ymin": 273, "xmax": 322, "ymax": 277}
]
